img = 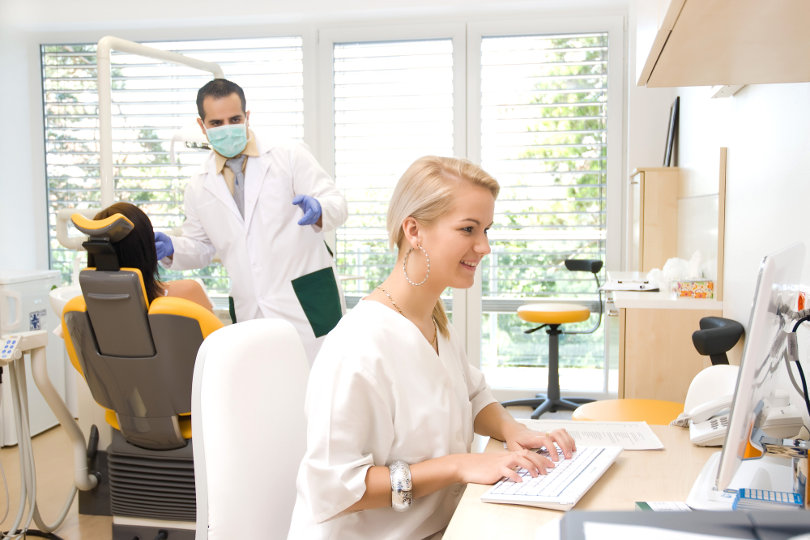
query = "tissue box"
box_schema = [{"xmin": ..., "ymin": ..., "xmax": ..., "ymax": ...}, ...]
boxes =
[{"xmin": 675, "ymin": 280, "xmax": 714, "ymax": 299}]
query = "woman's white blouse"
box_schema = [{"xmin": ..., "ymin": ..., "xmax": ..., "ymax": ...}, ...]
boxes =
[{"xmin": 288, "ymin": 300, "xmax": 496, "ymax": 539}]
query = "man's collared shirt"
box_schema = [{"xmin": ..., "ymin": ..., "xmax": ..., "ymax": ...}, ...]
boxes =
[{"xmin": 214, "ymin": 129, "xmax": 260, "ymax": 195}]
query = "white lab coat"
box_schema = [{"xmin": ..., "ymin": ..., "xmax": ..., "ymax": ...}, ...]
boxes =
[
  {"xmin": 288, "ymin": 300, "xmax": 497, "ymax": 540},
  {"xmin": 164, "ymin": 139, "xmax": 347, "ymax": 361}
]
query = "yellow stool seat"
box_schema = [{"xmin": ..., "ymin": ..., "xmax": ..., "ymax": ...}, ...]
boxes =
[
  {"xmin": 517, "ymin": 303, "xmax": 591, "ymax": 325},
  {"xmin": 572, "ymin": 399, "xmax": 684, "ymax": 425}
]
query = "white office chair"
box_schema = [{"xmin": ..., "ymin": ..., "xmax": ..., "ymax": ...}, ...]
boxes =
[{"xmin": 191, "ymin": 318, "xmax": 310, "ymax": 539}]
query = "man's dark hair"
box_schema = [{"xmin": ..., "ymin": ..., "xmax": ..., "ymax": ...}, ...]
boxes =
[{"xmin": 196, "ymin": 79, "xmax": 246, "ymax": 120}]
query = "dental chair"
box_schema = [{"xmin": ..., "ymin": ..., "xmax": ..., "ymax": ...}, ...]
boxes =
[{"xmin": 61, "ymin": 213, "xmax": 223, "ymax": 540}]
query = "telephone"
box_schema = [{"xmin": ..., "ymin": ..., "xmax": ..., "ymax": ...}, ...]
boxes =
[
  {"xmin": 681, "ymin": 365, "xmax": 805, "ymax": 446},
  {"xmin": 687, "ymin": 395, "xmax": 733, "ymax": 446}
]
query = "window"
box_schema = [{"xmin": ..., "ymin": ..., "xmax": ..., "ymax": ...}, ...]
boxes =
[
  {"xmin": 469, "ymin": 24, "xmax": 622, "ymax": 396},
  {"xmin": 41, "ymin": 18, "xmax": 623, "ymax": 394},
  {"xmin": 328, "ymin": 35, "xmax": 458, "ymax": 304},
  {"xmin": 324, "ymin": 22, "xmax": 620, "ymax": 395},
  {"xmin": 42, "ymin": 37, "xmax": 304, "ymax": 296}
]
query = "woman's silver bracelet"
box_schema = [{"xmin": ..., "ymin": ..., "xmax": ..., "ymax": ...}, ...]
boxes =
[{"xmin": 389, "ymin": 460, "xmax": 413, "ymax": 512}]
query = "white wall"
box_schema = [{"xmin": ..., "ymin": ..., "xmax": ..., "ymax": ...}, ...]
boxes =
[
  {"xmin": 0, "ymin": 20, "xmax": 48, "ymax": 271},
  {"xmin": 676, "ymin": 83, "xmax": 810, "ymax": 326}
]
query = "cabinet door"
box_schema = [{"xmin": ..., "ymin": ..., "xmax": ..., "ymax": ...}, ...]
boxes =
[{"xmin": 620, "ymin": 307, "xmax": 722, "ymax": 403}]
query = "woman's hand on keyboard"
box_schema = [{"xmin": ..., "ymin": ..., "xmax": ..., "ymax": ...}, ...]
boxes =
[
  {"xmin": 452, "ymin": 449, "xmax": 556, "ymax": 485},
  {"xmin": 504, "ymin": 427, "xmax": 576, "ymax": 462}
]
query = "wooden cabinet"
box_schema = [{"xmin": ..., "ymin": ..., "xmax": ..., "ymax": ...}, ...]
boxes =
[
  {"xmin": 628, "ymin": 167, "xmax": 679, "ymax": 273},
  {"xmin": 618, "ymin": 304, "xmax": 722, "ymax": 403},
  {"xmin": 637, "ymin": 0, "xmax": 810, "ymax": 87}
]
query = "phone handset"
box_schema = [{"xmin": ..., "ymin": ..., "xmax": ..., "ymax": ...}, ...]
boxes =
[{"xmin": 687, "ymin": 395, "xmax": 734, "ymax": 424}]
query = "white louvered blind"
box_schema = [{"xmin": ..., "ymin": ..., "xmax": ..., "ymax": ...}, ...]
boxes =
[
  {"xmin": 331, "ymin": 39, "xmax": 455, "ymax": 300},
  {"xmin": 41, "ymin": 37, "xmax": 304, "ymax": 293},
  {"xmin": 478, "ymin": 33, "xmax": 609, "ymax": 372}
]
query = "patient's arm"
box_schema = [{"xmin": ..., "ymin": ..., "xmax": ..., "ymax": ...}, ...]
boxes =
[{"xmin": 164, "ymin": 280, "xmax": 214, "ymax": 312}]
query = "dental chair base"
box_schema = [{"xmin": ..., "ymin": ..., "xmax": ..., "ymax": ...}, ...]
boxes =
[
  {"xmin": 78, "ymin": 447, "xmax": 111, "ymax": 516},
  {"xmin": 107, "ymin": 430, "xmax": 196, "ymax": 538},
  {"xmin": 113, "ymin": 522, "xmax": 195, "ymax": 540}
]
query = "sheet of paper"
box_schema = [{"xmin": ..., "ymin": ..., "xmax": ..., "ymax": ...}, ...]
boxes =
[
  {"xmin": 583, "ymin": 522, "xmax": 746, "ymax": 540},
  {"xmin": 516, "ymin": 419, "xmax": 664, "ymax": 450}
]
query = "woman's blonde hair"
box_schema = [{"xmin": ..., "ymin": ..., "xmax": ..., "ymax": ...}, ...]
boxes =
[{"xmin": 386, "ymin": 156, "xmax": 499, "ymax": 337}]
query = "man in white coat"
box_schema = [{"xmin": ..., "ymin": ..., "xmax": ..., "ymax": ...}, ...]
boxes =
[{"xmin": 154, "ymin": 79, "xmax": 347, "ymax": 362}]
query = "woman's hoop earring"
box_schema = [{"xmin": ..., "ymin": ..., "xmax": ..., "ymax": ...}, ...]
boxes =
[{"xmin": 403, "ymin": 244, "xmax": 430, "ymax": 286}]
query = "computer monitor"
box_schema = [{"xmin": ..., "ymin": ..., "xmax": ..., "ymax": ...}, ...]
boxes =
[{"xmin": 687, "ymin": 242, "xmax": 806, "ymax": 509}]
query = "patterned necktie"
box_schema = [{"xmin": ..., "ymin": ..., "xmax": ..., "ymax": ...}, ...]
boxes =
[{"xmin": 225, "ymin": 155, "xmax": 247, "ymax": 217}]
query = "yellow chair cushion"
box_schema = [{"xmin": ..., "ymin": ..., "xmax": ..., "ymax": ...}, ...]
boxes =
[
  {"xmin": 105, "ymin": 409, "xmax": 192, "ymax": 440},
  {"xmin": 572, "ymin": 399, "xmax": 684, "ymax": 425},
  {"xmin": 517, "ymin": 303, "xmax": 591, "ymax": 325}
]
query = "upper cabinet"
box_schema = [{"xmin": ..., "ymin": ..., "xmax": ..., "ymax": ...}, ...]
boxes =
[{"xmin": 636, "ymin": 0, "xmax": 810, "ymax": 87}]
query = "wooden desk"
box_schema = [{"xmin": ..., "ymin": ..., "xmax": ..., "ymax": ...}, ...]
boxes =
[{"xmin": 443, "ymin": 425, "xmax": 716, "ymax": 539}]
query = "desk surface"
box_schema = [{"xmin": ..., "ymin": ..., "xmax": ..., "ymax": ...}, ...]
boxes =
[{"xmin": 444, "ymin": 425, "xmax": 717, "ymax": 539}]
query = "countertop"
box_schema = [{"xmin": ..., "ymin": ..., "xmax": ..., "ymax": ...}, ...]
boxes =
[{"xmin": 609, "ymin": 290, "xmax": 722, "ymax": 311}]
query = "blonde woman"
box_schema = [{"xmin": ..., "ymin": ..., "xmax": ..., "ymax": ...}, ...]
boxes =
[{"xmin": 289, "ymin": 156, "xmax": 575, "ymax": 539}]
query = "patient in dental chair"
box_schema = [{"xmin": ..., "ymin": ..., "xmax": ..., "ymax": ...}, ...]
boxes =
[{"xmin": 92, "ymin": 202, "xmax": 214, "ymax": 311}]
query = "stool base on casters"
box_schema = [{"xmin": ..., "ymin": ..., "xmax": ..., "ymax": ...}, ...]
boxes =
[
  {"xmin": 501, "ymin": 323, "xmax": 594, "ymax": 419},
  {"xmin": 501, "ymin": 395, "xmax": 593, "ymax": 419}
]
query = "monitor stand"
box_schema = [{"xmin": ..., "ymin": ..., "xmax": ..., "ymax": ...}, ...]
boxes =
[{"xmin": 686, "ymin": 451, "xmax": 795, "ymax": 510}]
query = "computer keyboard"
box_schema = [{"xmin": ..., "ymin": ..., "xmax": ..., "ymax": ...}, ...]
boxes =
[{"xmin": 480, "ymin": 445, "xmax": 622, "ymax": 510}]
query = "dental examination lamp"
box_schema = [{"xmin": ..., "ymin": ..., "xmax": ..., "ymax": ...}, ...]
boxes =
[{"xmin": 55, "ymin": 35, "xmax": 223, "ymax": 250}]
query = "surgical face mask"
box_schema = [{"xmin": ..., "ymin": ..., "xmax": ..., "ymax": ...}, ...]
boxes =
[{"xmin": 205, "ymin": 123, "xmax": 248, "ymax": 158}]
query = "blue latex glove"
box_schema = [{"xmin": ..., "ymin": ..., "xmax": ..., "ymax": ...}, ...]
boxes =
[
  {"xmin": 292, "ymin": 195, "xmax": 322, "ymax": 226},
  {"xmin": 154, "ymin": 232, "xmax": 174, "ymax": 260}
]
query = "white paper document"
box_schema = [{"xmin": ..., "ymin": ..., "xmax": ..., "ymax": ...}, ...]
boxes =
[{"xmin": 517, "ymin": 419, "xmax": 664, "ymax": 450}]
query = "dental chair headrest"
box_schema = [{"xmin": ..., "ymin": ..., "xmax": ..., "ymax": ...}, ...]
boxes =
[
  {"xmin": 72, "ymin": 212, "xmax": 134, "ymax": 271},
  {"xmin": 71, "ymin": 212, "xmax": 133, "ymax": 242}
]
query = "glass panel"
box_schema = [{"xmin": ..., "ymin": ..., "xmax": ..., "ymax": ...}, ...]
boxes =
[
  {"xmin": 478, "ymin": 33, "xmax": 609, "ymax": 392},
  {"xmin": 332, "ymin": 39, "xmax": 455, "ymax": 306}
]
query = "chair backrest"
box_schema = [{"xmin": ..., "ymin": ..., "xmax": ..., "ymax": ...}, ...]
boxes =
[
  {"xmin": 63, "ymin": 267, "xmax": 223, "ymax": 450},
  {"xmin": 562, "ymin": 258, "xmax": 604, "ymax": 334},
  {"xmin": 192, "ymin": 318, "xmax": 309, "ymax": 540},
  {"xmin": 691, "ymin": 316, "xmax": 744, "ymax": 365}
]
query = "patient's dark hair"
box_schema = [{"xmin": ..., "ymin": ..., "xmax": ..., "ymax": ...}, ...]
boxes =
[
  {"xmin": 88, "ymin": 202, "xmax": 164, "ymax": 304},
  {"xmin": 196, "ymin": 78, "xmax": 246, "ymax": 120}
]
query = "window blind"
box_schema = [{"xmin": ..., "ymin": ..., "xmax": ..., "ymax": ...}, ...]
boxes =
[
  {"xmin": 42, "ymin": 37, "xmax": 304, "ymax": 294},
  {"xmin": 331, "ymin": 39, "xmax": 455, "ymax": 298},
  {"xmin": 478, "ymin": 32, "xmax": 609, "ymax": 368}
]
